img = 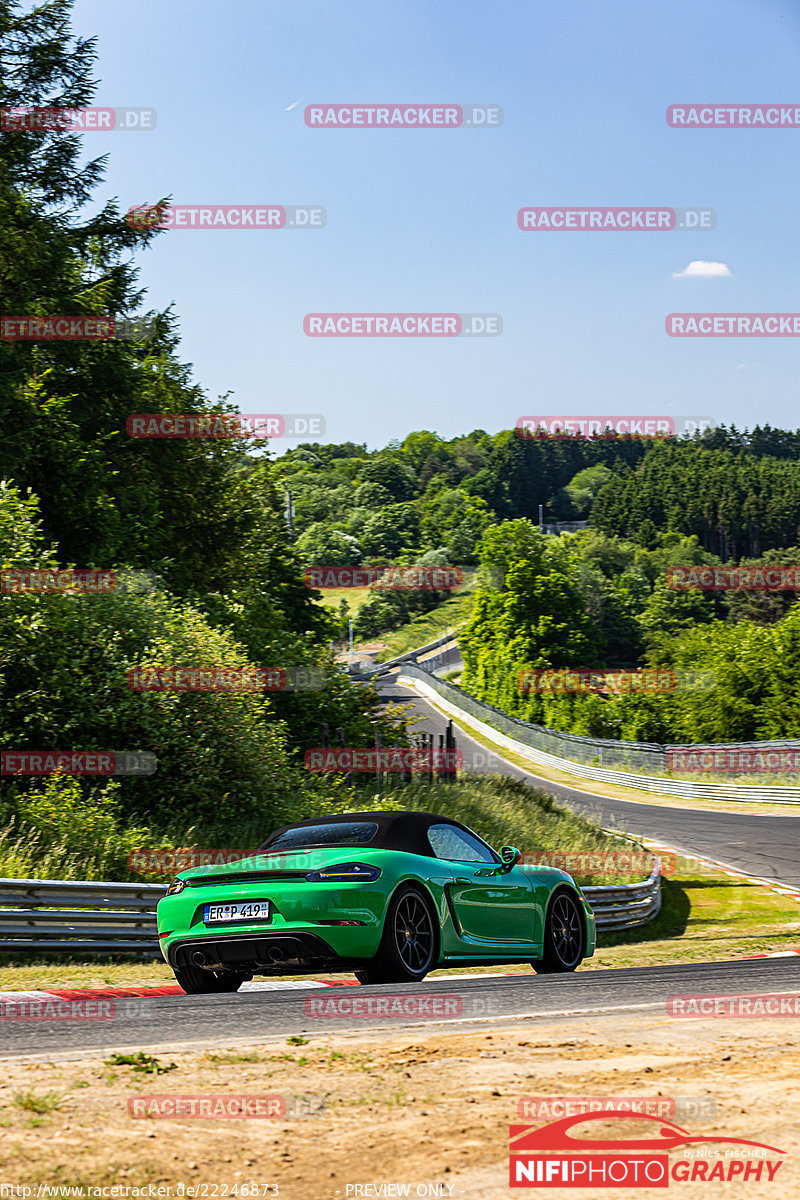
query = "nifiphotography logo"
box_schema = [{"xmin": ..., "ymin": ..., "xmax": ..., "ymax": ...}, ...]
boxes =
[{"xmin": 508, "ymin": 1112, "xmax": 786, "ymax": 1187}]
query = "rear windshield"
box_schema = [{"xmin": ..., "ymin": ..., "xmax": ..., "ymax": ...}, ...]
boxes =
[{"xmin": 264, "ymin": 821, "xmax": 379, "ymax": 849}]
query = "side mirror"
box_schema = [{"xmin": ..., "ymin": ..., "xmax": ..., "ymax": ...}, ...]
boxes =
[{"xmin": 499, "ymin": 845, "xmax": 521, "ymax": 872}]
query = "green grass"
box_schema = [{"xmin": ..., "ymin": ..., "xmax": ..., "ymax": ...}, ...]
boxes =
[
  {"xmin": 312, "ymin": 571, "xmax": 476, "ymax": 662},
  {"xmin": 12, "ymin": 1091, "xmax": 63, "ymax": 1115},
  {"xmin": 204, "ymin": 1050, "xmax": 262, "ymax": 1065},
  {"xmin": 314, "ymin": 585, "xmax": 374, "ymax": 615},
  {"xmin": 373, "ymin": 593, "xmax": 471, "ymax": 661},
  {"xmin": 589, "ymin": 868, "xmax": 800, "ymax": 968},
  {"xmin": 103, "ymin": 1052, "xmax": 176, "ymax": 1075}
]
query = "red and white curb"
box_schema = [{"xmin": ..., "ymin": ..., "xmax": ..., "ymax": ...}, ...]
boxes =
[
  {"xmin": 0, "ymin": 972, "xmax": 514, "ymax": 1006},
  {"xmin": 0, "ymin": 981, "xmax": 339, "ymax": 1005}
]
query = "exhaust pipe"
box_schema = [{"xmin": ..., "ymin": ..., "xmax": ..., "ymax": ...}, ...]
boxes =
[
  {"xmin": 267, "ymin": 945, "xmax": 285, "ymax": 963},
  {"xmin": 192, "ymin": 950, "xmax": 207, "ymax": 967}
]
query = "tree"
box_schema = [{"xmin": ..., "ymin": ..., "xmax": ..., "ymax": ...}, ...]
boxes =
[
  {"xmin": 353, "ymin": 481, "xmax": 393, "ymax": 509},
  {"xmin": 359, "ymin": 457, "xmax": 416, "ymax": 500},
  {"xmin": 0, "ymin": 1, "xmax": 412, "ymax": 814},
  {"xmin": 459, "ymin": 520, "xmax": 601, "ymax": 715},
  {"xmin": 0, "ymin": 0, "xmax": 274, "ymax": 596},
  {"xmin": 400, "ymin": 430, "xmax": 443, "ymax": 474},
  {"xmin": 359, "ymin": 504, "xmax": 420, "ymax": 558},
  {"xmin": 420, "ymin": 488, "xmax": 492, "ymax": 561},
  {"xmin": 550, "ymin": 463, "xmax": 613, "ymax": 520},
  {"xmin": 294, "ymin": 523, "xmax": 362, "ymax": 566}
]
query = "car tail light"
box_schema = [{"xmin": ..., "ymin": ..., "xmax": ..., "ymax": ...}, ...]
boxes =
[{"xmin": 304, "ymin": 863, "xmax": 381, "ymax": 883}]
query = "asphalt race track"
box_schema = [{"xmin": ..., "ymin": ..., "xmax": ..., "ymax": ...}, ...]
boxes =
[
  {"xmin": 378, "ymin": 675, "xmax": 800, "ymax": 888},
  {"xmin": 4, "ymin": 957, "xmax": 800, "ymax": 1059},
  {"xmin": 5, "ymin": 672, "xmax": 800, "ymax": 1063}
]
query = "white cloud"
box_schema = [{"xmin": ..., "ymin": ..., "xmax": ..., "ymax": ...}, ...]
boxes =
[{"xmin": 672, "ymin": 260, "xmax": 732, "ymax": 279}]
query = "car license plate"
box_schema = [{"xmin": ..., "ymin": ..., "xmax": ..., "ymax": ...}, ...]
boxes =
[{"xmin": 203, "ymin": 900, "xmax": 271, "ymax": 924}]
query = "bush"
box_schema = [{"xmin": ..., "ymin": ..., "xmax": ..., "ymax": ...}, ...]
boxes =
[
  {"xmin": 0, "ymin": 586, "xmax": 317, "ymax": 834},
  {"xmin": 0, "ymin": 774, "xmax": 152, "ymax": 880}
]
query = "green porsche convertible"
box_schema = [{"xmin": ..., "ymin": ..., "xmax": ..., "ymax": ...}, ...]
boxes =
[{"xmin": 157, "ymin": 810, "xmax": 596, "ymax": 993}]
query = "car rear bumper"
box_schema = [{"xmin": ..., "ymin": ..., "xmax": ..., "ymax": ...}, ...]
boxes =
[{"xmin": 166, "ymin": 930, "xmax": 367, "ymax": 975}]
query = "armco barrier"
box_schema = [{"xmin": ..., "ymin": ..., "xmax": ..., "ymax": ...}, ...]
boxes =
[
  {"xmin": 398, "ymin": 663, "xmax": 800, "ymax": 803},
  {"xmin": 0, "ymin": 859, "xmax": 660, "ymax": 954},
  {"xmin": 580, "ymin": 857, "xmax": 662, "ymax": 930},
  {"xmin": 0, "ymin": 877, "xmax": 165, "ymax": 955},
  {"xmin": 352, "ymin": 626, "xmax": 464, "ymax": 679}
]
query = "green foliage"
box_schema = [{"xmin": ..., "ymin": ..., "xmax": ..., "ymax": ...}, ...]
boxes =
[
  {"xmin": 0, "ymin": 0, "xmax": 257, "ymax": 596},
  {"xmin": 359, "ymin": 457, "xmax": 416, "ymax": 500},
  {"xmin": 353, "ymin": 481, "xmax": 393, "ymax": 509},
  {"xmin": 273, "ymin": 424, "xmax": 800, "ymax": 599},
  {"xmin": 457, "ymin": 516, "xmax": 800, "ymax": 746},
  {"xmin": 0, "ymin": 774, "xmax": 151, "ymax": 879},
  {"xmin": 104, "ymin": 1052, "xmax": 176, "ymax": 1075},
  {"xmin": 0, "ymin": 585, "xmax": 314, "ymax": 831},
  {"xmin": 0, "ymin": 1, "xmax": 412, "ymax": 863},
  {"xmin": 550, "ymin": 463, "xmax": 613, "ymax": 520},
  {"xmin": 0, "ymin": 480, "xmax": 55, "ymax": 567},
  {"xmin": 459, "ymin": 521, "xmax": 601, "ymax": 715},
  {"xmin": 590, "ymin": 437, "xmax": 800, "ymax": 558},
  {"xmin": 420, "ymin": 488, "xmax": 492, "ymax": 563},
  {"xmin": 359, "ymin": 503, "xmax": 421, "ymax": 557},
  {"xmin": 295, "ymin": 523, "xmax": 362, "ymax": 565}
]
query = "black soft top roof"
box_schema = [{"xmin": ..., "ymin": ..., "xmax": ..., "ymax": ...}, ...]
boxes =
[{"xmin": 262, "ymin": 810, "xmax": 482, "ymax": 858}]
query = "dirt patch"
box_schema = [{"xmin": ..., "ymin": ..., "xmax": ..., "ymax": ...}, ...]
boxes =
[{"xmin": 0, "ymin": 1014, "xmax": 797, "ymax": 1198}]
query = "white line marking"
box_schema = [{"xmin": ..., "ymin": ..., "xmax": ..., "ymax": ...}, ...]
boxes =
[
  {"xmin": 240, "ymin": 980, "xmax": 322, "ymax": 991},
  {"xmin": 0, "ymin": 991, "xmax": 57, "ymax": 1002}
]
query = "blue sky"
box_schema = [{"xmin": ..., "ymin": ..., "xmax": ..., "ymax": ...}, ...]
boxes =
[{"xmin": 70, "ymin": 0, "xmax": 800, "ymax": 449}]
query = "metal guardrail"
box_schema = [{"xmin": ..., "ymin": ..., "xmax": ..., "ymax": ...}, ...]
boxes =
[
  {"xmin": 0, "ymin": 878, "xmax": 166, "ymax": 955},
  {"xmin": 581, "ymin": 858, "xmax": 662, "ymax": 930},
  {"xmin": 352, "ymin": 627, "xmax": 464, "ymax": 679},
  {"xmin": 0, "ymin": 857, "xmax": 660, "ymax": 955},
  {"xmin": 542, "ymin": 520, "xmax": 590, "ymax": 535},
  {"xmin": 399, "ymin": 664, "xmax": 800, "ymax": 804}
]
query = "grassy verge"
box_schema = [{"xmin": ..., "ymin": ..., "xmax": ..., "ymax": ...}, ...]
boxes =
[
  {"xmin": 0, "ymin": 956, "xmax": 177, "ymax": 991},
  {"xmin": 373, "ymin": 593, "xmax": 470, "ymax": 662},
  {"xmin": 314, "ymin": 580, "xmax": 472, "ymax": 664},
  {"xmin": 314, "ymin": 585, "xmax": 374, "ymax": 614},
  {"xmin": 589, "ymin": 865, "xmax": 800, "ymax": 969}
]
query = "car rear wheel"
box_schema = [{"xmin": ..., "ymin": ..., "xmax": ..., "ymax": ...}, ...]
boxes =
[
  {"xmin": 174, "ymin": 965, "xmax": 247, "ymax": 994},
  {"xmin": 355, "ymin": 886, "xmax": 438, "ymax": 985},
  {"xmin": 531, "ymin": 888, "xmax": 585, "ymax": 974}
]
